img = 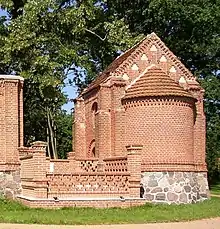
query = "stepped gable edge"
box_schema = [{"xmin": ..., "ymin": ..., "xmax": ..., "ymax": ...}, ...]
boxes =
[{"xmin": 82, "ymin": 32, "xmax": 197, "ymax": 95}]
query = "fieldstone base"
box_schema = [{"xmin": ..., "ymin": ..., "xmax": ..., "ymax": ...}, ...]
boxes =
[
  {"xmin": 141, "ymin": 172, "xmax": 209, "ymax": 204},
  {"xmin": 0, "ymin": 170, "xmax": 21, "ymax": 199}
]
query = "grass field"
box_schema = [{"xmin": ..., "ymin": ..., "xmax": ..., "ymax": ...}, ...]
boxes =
[{"xmin": 0, "ymin": 197, "xmax": 220, "ymax": 225}]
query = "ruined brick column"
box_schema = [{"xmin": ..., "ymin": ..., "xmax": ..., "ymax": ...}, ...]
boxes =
[
  {"xmin": 0, "ymin": 76, "xmax": 24, "ymax": 171},
  {"xmin": 0, "ymin": 75, "xmax": 24, "ymax": 198},
  {"xmin": 127, "ymin": 145, "xmax": 142, "ymax": 198}
]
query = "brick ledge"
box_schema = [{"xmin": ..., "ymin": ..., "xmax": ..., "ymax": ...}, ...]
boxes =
[{"xmin": 17, "ymin": 195, "xmax": 145, "ymax": 202}]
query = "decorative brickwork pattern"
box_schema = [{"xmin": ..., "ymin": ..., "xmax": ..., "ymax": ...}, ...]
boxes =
[
  {"xmin": 19, "ymin": 143, "xmax": 140, "ymax": 201},
  {"xmin": 47, "ymin": 173, "xmax": 130, "ymax": 198},
  {"xmin": 78, "ymin": 159, "xmax": 99, "ymax": 172},
  {"xmin": 49, "ymin": 159, "xmax": 71, "ymax": 173},
  {"xmin": 104, "ymin": 157, "xmax": 127, "ymax": 172}
]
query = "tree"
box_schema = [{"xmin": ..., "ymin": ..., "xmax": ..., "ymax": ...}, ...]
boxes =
[
  {"xmin": 55, "ymin": 110, "xmax": 73, "ymax": 159},
  {"xmin": 201, "ymin": 74, "xmax": 220, "ymax": 183}
]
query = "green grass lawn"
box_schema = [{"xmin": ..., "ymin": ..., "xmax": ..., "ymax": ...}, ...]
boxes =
[
  {"xmin": 0, "ymin": 197, "xmax": 220, "ymax": 225},
  {"xmin": 210, "ymin": 183, "xmax": 220, "ymax": 195}
]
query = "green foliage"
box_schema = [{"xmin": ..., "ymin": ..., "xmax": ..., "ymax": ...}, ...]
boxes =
[
  {"xmin": 55, "ymin": 110, "xmax": 73, "ymax": 158},
  {"xmin": 0, "ymin": 0, "xmax": 141, "ymax": 87},
  {"xmin": 201, "ymin": 74, "xmax": 220, "ymax": 183},
  {"xmin": 23, "ymin": 79, "xmax": 66, "ymax": 144}
]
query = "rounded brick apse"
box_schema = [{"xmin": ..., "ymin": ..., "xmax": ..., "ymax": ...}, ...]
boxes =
[{"xmin": 122, "ymin": 67, "xmax": 209, "ymax": 203}]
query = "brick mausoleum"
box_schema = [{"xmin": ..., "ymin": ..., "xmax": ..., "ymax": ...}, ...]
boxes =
[{"xmin": 0, "ymin": 33, "xmax": 209, "ymax": 208}]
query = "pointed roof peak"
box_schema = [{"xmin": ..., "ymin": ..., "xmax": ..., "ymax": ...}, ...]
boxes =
[{"xmin": 147, "ymin": 32, "xmax": 160, "ymax": 39}]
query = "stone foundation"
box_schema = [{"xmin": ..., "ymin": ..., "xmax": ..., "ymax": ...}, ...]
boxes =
[
  {"xmin": 0, "ymin": 171, "xmax": 21, "ymax": 199},
  {"xmin": 141, "ymin": 172, "xmax": 209, "ymax": 204}
]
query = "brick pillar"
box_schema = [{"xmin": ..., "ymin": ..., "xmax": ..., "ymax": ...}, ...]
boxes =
[
  {"xmin": 111, "ymin": 80, "xmax": 126, "ymax": 156},
  {"xmin": 127, "ymin": 145, "xmax": 142, "ymax": 198},
  {"xmin": 32, "ymin": 141, "xmax": 48, "ymax": 198},
  {"xmin": 0, "ymin": 76, "xmax": 24, "ymax": 171},
  {"xmin": 190, "ymin": 87, "xmax": 207, "ymax": 172},
  {"xmin": 96, "ymin": 85, "xmax": 111, "ymax": 159},
  {"xmin": 18, "ymin": 80, "xmax": 24, "ymax": 147},
  {"xmin": 68, "ymin": 151, "xmax": 77, "ymax": 172},
  {"xmin": 74, "ymin": 98, "xmax": 86, "ymax": 158}
]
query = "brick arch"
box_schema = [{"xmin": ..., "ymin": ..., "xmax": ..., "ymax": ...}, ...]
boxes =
[
  {"xmin": 91, "ymin": 101, "xmax": 98, "ymax": 129},
  {"xmin": 88, "ymin": 139, "xmax": 97, "ymax": 158}
]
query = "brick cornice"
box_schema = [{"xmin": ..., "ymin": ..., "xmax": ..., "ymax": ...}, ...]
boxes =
[{"xmin": 123, "ymin": 96, "xmax": 195, "ymax": 109}]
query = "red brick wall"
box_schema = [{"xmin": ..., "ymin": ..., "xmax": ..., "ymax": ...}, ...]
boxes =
[
  {"xmin": 113, "ymin": 35, "xmax": 196, "ymax": 85},
  {"xmin": 19, "ymin": 144, "xmax": 142, "ymax": 200},
  {"xmin": 124, "ymin": 97, "xmax": 195, "ymax": 170},
  {"xmin": 78, "ymin": 79, "xmax": 127, "ymax": 159},
  {"xmin": 96, "ymin": 85, "xmax": 112, "ymax": 159},
  {"xmin": 84, "ymin": 90, "xmax": 98, "ymax": 157},
  {"xmin": 20, "ymin": 154, "xmax": 35, "ymax": 197}
]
